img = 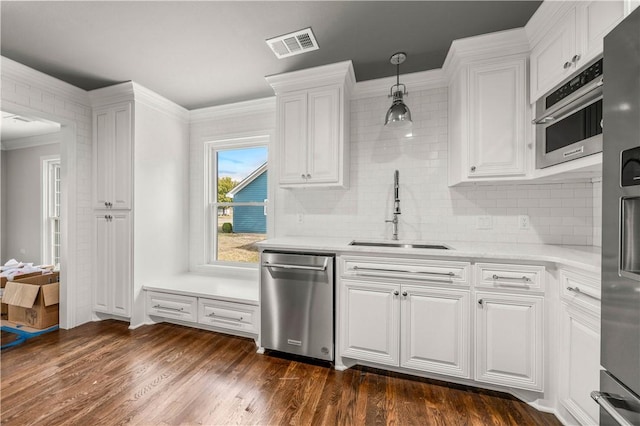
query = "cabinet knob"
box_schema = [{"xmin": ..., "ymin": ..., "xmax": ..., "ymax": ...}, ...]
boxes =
[
  {"xmin": 301, "ymin": 174, "xmax": 306, "ymax": 179},
  {"xmin": 306, "ymin": 173, "xmax": 311, "ymax": 179},
  {"xmin": 402, "ymin": 291, "xmax": 408, "ymax": 297},
  {"xmin": 393, "ymin": 290, "xmax": 399, "ymax": 296},
  {"xmin": 571, "ymin": 54, "xmax": 581, "ymax": 63},
  {"xmin": 470, "ymin": 166, "xmax": 476, "ymax": 172},
  {"xmin": 104, "ymin": 202, "xmax": 108, "ymax": 207},
  {"xmin": 563, "ymin": 61, "xmax": 572, "ymax": 69},
  {"xmin": 104, "ymin": 215, "xmax": 109, "ymax": 220},
  {"xmin": 478, "ymin": 299, "xmax": 484, "ymax": 306}
]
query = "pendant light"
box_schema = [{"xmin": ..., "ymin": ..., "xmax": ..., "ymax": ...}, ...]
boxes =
[{"xmin": 384, "ymin": 52, "xmax": 412, "ymax": 129}]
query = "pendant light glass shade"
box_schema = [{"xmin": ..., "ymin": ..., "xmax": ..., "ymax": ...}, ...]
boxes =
[{"xmin": 384, "ymin": 52, "xmax": 412, "ymax": 129}]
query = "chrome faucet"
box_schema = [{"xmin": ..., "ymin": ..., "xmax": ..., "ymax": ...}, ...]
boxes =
[{"xmin": 385, "ymin": 170, "xmax": 401, "ymax": 240}]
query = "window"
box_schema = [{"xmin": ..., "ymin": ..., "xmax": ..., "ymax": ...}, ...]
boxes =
[
  {"xmin": 42, "ymin": 157, "xmax": 61, "ymax": 266},
  {"xmin": 206, "ymin": 137, "xmax": 268, "ymax": 266}
]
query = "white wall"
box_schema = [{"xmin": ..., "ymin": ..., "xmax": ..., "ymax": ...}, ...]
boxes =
[
  {"xmin": 131, "ymin": 98, "xmax": 190, "ymax": 327},
  {"xmin": 1, "ymin": 142, "xmax": 60, "ymax": 263},
  {"xmin": 1, "ymin": 56, "xmax": 93, "ymax": 328},
  {"xmin": 274, "ymin": 86, "xmax": 600, "ymax": 246}
]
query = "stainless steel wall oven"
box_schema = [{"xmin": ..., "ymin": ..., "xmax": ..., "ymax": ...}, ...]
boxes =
[{"xmin": 534, "ymin": 56, "xmax": 603, "ymax": 168}]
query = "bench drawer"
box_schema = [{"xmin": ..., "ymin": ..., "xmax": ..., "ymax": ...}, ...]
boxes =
[
  {"xmin": 146, "ymin": 291, "xmax": 197, "ymax": 322},
  {"xmin": 198, "ymin": 298, "xmax": 258, "ymax": 334}
]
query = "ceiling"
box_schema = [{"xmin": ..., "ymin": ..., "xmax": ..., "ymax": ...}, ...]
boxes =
[
  {"xmin": 1, "ymin": 111, "xmax": 60, "ymax": 142},
  {"xmin": 1, "ymin": 1, "xmax": 542, "ymax": 110}
]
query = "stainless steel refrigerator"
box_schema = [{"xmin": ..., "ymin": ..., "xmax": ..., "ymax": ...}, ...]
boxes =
[{"xmin": 592, "ymin": 7, "xmax": 640, "ymax": 425}]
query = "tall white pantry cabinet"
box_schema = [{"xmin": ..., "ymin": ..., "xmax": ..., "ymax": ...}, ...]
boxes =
[
  {"xmin": 92, "ymin": 101, "xmax": 133, "ymax": 317},
  {"xmin": 90, "ymin": 83, "xmax": 190, "ymax": 325}
]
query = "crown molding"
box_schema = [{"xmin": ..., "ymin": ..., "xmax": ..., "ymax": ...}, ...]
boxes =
[
  {"xmin": 190, "ymin": 96, "xmax": 276, "ymax": 123},
  {"xmin": 525, "ymin": 1, "xmax": 577, "ymax": 49},
  {"xmin": 1, "ymin": 56, "xmax": 90, "ymax": 106},
  {"xmin": 442, "ymin": 28, "xmax": 530, "ymax": 80},
  {"xmin": 89, "ymin": 81, "xmax": 189, "ymax": 121},
  {"xmin": 1, "ymin": 132, "xmax": 60, "ymax": 151},
  {"xmin": 266, "ymin": 60, "xmax": 356, "ymax": 94},
  {"xmin": 352, "ymin": 68, "xmax": 447, "ymax": 100}
]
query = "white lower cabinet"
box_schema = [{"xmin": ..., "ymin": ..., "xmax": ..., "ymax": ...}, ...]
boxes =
[
  {"xmin": 559, "ymin": 302, "xmax": 600, "ymax": 425},
  {"xmin": 401, "ymin": 285, "xmax": 471, "ymax": 378},
  {"xmin": 475, "ymin": 291, "xmax": 544, "ymax": 391},
  {"xmin": 93, "ymin": 212, "xmax": 131, "ymax": 317},
  {"xmin": 340, "ymin": 279, "xmax": 400, "ymax": 366},
  {"xmin": 340, "ymin": 278, "xmax": 470, "ymax": 377}
]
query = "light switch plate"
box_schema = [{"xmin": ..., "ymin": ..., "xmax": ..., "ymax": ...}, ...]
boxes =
[{"xmin": 518, "ymin": 215, "xmax": 530, "ymax": 230}]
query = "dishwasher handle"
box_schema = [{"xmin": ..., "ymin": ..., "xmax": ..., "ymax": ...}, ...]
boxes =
[{"xmin": 263, "ymin": 258, "xmax": 328, "ymax": 272}]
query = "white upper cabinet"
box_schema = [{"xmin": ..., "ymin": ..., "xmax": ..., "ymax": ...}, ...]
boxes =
[
  {"xmin": 267, "ymin": 61, "xmax": 355, "ymax": 188},
  {"xmin": 93, "ymin": 102, "xmax": 133, "ymax": 210},
  {"xmin": 528, "ymin": 1, "xmax": 628, "ymax": 103},
  {"xmin": 444, "ymin": 29, "xmax": 531, "ymax": 186}
]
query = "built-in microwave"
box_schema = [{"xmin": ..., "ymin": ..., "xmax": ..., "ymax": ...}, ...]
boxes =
[{"xmin": 534, "ymin": 57, "xmax": 603, "ymax": 169}]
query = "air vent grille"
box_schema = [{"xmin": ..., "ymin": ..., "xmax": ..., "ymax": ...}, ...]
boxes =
[{"xmin": 266, "ymin": 28, "xmax": 319, "ymax": 59}]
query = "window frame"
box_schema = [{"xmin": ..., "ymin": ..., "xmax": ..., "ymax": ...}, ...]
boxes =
[
  {"xmin": 41, "ymin": 156, "xmax": 61, "ymax": 266},
  {"xmin": 203, "ymin": 135, "xmax": 270, "ymax": 269}
]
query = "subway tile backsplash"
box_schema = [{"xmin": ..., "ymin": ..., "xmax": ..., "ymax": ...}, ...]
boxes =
[{"xmin": 274, "ymin": 86, "xmax": 602, "ymax": 247}]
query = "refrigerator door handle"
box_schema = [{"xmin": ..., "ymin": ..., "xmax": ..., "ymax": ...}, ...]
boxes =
[{"xmin": 591, "ymin": 391, "xmax": 634, "ymax": 426}]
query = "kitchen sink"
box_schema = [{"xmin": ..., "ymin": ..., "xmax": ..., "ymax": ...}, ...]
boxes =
[{"xmin": 349, "ymin": 241, "xmax": 451, "ymax": 250}]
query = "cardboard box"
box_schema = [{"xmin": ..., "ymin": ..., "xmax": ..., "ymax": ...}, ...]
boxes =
[
  {"xmin": 1, "ymin": 271, "xmax": 42, "ymax": 288},
  {"xmin": 3, "ymin": 272, "xmax": 59, "ymax": 329},
  {"xmin": 1, "ymin": 272, "xmax": 43, "ymax": 316}
]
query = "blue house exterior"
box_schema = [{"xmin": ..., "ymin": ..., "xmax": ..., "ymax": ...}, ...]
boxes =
[{"xmin": 228, "ymin": 163, "xmax": 267, "ymax": 233}]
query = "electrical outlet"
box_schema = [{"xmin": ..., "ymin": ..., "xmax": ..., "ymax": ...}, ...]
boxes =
[
  {"xmin": 518, "ymin": 215, "xmax": 530, "ymax": 230},
  {"xmin": 477, "ymin": 216, "xmax": 493, "ymax": 230}
]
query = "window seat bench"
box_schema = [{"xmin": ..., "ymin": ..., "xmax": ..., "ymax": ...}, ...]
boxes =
[{"xmin": 143, "ymin": 273, "xmax": 259, "ymax": 339}]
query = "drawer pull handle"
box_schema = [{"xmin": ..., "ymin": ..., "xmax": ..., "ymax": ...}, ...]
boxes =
[
  {"xmin": 353, "ymin": 266, "xmax": 456, "ymax": 278},
  {"xmin": 591, "ymin": 391, "xmax": 633, "ymax": 426},
  {"xmin": 153, "ymin": 304, "xmax": 184, "ymax": 312},
  {"xmin": 567, "ymin": 286, "xmax": 601, "ymax": 301},
  {"xmin": 263, "ymin": 259, "xmax": 328, "ymax": 271},
  {"xmin": 492, "ymin": 274, "xmax": 531, "ymax": 282},
  {"xmin": 206, "ymin": 312, "xmax": 244, "ymax": 321}
]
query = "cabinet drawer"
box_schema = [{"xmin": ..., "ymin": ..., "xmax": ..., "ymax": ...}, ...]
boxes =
[
  {"xmin": 476, "ymin": 263, "xmax": 545, "ymax": 291},
  {"xmin": 341, "ymin": 256, "xmax": 471, "ymax": 286},
  {"xmin": 146, "ymin": 291, "xmax": 197, "ymax": 322},
  {"xmin": 198, "ymin": 299, "xmax": 258, "ymax": 335},
  {"xmin": 560, "ymin": 269, "xmax": 600, "ymax": 312}
]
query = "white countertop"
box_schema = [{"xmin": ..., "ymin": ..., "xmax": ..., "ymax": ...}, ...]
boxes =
[
  {"xmin": 257, "ymin": 237, "xmax": 601, "ymax": 274},
  {"xmin": 143, "ymin": 273, "xmax": 259, "ymax": 305}
]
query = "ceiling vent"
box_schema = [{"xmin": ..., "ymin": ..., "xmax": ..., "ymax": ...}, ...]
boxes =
[{"xmin": 266, "ymin": 27, "xmax": 319, "ymax": 59}]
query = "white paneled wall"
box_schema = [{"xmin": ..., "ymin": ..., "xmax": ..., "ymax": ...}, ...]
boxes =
[
  {"xmin": 275, "ymin": 86, "xmax": 601, "ymax": 246},
  {"xmin": 1, "ymin": 56, "xmax": 93, "ymax": 327}
]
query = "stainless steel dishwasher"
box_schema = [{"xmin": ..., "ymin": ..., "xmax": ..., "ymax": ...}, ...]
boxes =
[{"xmin": 260, "ymin": 251, "xmax": 335, "ymax": 361}]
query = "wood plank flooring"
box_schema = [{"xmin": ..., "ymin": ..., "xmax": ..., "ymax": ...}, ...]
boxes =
[{"xmin": 1, "ymin": 320, "xmax": 561, "ymax": 425}]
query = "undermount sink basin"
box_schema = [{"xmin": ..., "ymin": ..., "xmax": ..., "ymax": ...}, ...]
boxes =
[{"xmin": 349, "ymin": 241, "xmax": 451, "ymax": 250}]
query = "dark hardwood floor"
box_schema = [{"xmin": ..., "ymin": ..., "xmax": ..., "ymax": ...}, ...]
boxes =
[{"xmin": 1, "ymin": 320, "xmax": 560, "ymax": 425}]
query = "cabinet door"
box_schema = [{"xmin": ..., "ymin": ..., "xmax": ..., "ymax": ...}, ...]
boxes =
[
  {"xmin": 93, "ymin": 214, "xmax": 111, "ymax": 313},
  {"xmin": 578, "ymin": 1, "xmax": 626, "ymax": 65},
  {"xmin": 530, "ymin": 7, "xmax": 577, "ymax": 102},
  {"xmin": 559, "ymin": 302, "xmax": 600, "ymax": 426},
  {"xmin": 340, "ymin": 279, "xmax": 400, "ymax": 366},
  {"xmin": 278, "ymin": 92, "xmax": 308, "ymax": 185},
  {"xmin": 93, "ymin": 103, "xmax": 132, "ymax": 210},
  {"xmin": 93, "ymin": 212, "xmax": 131, "ymax": 317},
  {"xmin": 401, "ymin": 286, "xmax": 470, "ymax": 378},
  {"xmin": 111, "ymin": 104, "xmax": 132, "ymax": 210},
  {"xmin": 111, "ymin": 212, "xmax": 131, "ymax": 317},
  {"xmin": 307, "ymin": 86, "xmax": 341, "ymax": 184},
  {"xmin": 475, "ymin": 292, "xmax": 544, "ymax": 391},
  {"xmin": 93, "ymin": 108, "xmax": 113, "ymax": 209},
  {"xmin": 467, "ymin": 59, "xmax": 527, "ymax": 178}
]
